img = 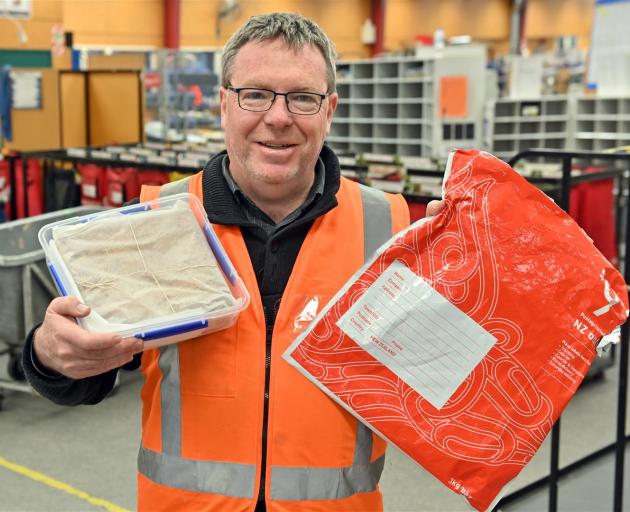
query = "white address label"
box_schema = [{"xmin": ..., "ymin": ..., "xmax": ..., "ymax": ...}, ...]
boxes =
[{"xmin": 336, "ymin": 260, "xmax": 496, "ymax": 409}]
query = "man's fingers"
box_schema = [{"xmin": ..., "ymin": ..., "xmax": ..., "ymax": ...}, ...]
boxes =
[
  {"xmin": 62, "ymin": 323, "xmax": 120, "ymax": 351},
  {"xmin": 36, "ymin": 296, "xmax": 144, "ymax": 379},
  {"xmin": 62, "ymin": 351, "xmax": 136, "ymax": 380},
  {"xmin": 48, "ymin": 296, "xmax": 91, "ymax": 318},
  {"xmin": 426, "ymin": 199, "xmax": 446, "ymax": 217},
  {"xmin": 57, "ymin": 323, "xmax": 142, "ymax": 358},
  {"xmin": 46, "ymin": 303, "xmax": 143, "ymax": 354}
]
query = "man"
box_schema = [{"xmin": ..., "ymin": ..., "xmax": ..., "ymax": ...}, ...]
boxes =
[{"xmin": 24, "ymin": 12, "xmax": 442, "ymax": 512}]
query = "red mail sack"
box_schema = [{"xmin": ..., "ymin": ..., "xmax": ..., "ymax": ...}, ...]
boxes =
[
  {"xmin": 284, "ymin": 149, "xmax": 628, "ymax": 511},
  {"xmin": 77, "ymin": 164, "xmax": 106, "ymax": 206},
  {"xmin": 104, "ymin": 167, "xmax": 140, "ymax": 207}
]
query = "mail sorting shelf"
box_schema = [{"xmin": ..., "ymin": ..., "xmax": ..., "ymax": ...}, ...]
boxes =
[
  {"xmin": 491, "ymin": 96, "xmax": 572, "ymax": 160},
  {"xmin": 490, "ymin": 149, "xmax": 630, "ymax": 512}
]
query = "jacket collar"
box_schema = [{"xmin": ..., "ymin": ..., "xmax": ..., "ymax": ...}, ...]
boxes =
[{"xmin": 201, "ymin": 144, "xmax": 341, "ymax": 228}]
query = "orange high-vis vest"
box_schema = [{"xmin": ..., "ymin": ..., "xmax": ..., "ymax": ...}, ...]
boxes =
[{"xmin": 137, "ymin": 170, "xmax": 409, "ymax": 511}]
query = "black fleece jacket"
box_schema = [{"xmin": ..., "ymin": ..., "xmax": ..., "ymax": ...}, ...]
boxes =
[{"xmin": 22, "ymin": 145, "xmax": 342, "ymax": 406}]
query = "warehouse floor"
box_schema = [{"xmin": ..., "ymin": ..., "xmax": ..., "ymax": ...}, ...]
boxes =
[{"xmin": 0, "ymin": 351, "xmax": 628, "ymax": 512}]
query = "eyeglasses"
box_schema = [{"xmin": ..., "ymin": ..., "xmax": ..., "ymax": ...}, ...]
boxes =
[{"xmin": 227, "ymin": 86, "xmax": 328, "ymax": 115}]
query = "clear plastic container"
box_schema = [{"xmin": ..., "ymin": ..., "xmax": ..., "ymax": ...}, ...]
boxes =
[{"xmin": 38, "ymin": 193, "xmax": 250, "ymax": 348}]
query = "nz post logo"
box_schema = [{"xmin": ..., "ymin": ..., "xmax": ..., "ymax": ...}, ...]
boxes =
[{"xmin": 593, "ymin": 270, "xmax": 621, "ymax": 318}]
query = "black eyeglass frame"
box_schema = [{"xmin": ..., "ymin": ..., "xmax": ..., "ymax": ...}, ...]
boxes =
[{"xmin": 226, "ymin": 86, "xmax": 329, "ymax": 115}]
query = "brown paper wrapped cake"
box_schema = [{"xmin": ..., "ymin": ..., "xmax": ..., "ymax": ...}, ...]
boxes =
[{"xmin": 52, "ymin": 201, "xmax": 236, "ymax": 326}]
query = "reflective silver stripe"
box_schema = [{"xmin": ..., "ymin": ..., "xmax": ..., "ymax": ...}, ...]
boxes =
[
  {"xmin": 138, "ymin": 446, "xmax": 256, "ymax": 498},
  {"xmin": 270, "ymin": 183, "xmax": 392, "ymax": 501},
  {"xmin": 158, "ymin": 176, "xmax": 191, "ymax": 197},
  {"xmin": 359, "ymin": 184, "xmax": 392, "ymax": 260},
  {"xmin": 354, "ymin": 422, "xmax": 372, "ymax": 466},
  {"xmin": 270, "ymin": 420, "xmax": 385, "ymax": 501},
  {"xmin": 270, "ymin": 455, "xmax": 385, "ymax": 501},
  {"xmin": 159, "ymin": 345, "xmax": 181, "ymax": 456},
  {"xmin": 155, "ymin": 177, "xmax": 189, "ymax": 457}
]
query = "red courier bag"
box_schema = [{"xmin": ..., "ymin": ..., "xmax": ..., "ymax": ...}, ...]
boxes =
[{"xmin": 284, "ymin": 149, "xmax": 629, "ymax": 511}]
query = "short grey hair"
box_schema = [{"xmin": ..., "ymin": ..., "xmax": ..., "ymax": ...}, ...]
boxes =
[{"xmin": 221, "ymin": 12, "xmax": 337, "ymax": 93}]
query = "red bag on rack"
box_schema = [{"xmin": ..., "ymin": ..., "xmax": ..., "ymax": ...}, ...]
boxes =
[
  {"xmin": 569, "ymin": 165, "xmax": 617, "ymax": 265},
  {"xmin": 104, "ymin": 167, "xmax": 140, "ymax": 207},
  {"xmin": 135, "ymin": 169, "xmax": 170, "ymax": 189},
  {"xmin": 406, "ymin": 200, "xmax": 427, "ymax": 222},
  {"xmin": 0, "ymin": 158, "xmax": 11, "ymax": 221},
  {"xmin": 14, "ymin": 159, "xmax": 44, "ymax": 218},
  {"xmin": 285, "ymin": 149, "xmax": 629, "ymax": 511},
  {"xmin": 77, "ymin": 164, "xmax": 106, "ymax": 206}
]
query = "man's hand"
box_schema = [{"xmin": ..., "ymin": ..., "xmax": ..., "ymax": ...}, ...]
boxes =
[
  {"xmin": 33, "ymin": 296, "xmax": 143, "ymax": 380},
  {"xmin": 426, "ymin": 199, "xmax": 446, "ymax": 217}
]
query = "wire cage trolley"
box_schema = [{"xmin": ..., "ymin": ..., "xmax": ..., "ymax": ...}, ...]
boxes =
[{"xmin": 0, "ymin": 206, "xmax": 106, "ymax": 407}]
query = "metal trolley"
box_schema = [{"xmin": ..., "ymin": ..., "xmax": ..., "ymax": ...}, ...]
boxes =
[{"xmin": 0, "ymin": 206, "xmax": 106, "ymax": 408}]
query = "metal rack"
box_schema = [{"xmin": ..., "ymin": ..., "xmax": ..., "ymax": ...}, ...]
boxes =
[{"xmin": 494, "ymin": 149, "xmax": 630, "ymax": 512}]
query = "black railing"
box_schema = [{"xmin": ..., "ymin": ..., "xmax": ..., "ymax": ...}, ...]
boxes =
[{"xmin": 497, "ymin": 149, "xmax": 630, "ymax": 512}]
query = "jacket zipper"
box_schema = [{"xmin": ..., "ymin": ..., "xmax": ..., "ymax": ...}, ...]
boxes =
[{"xmin": 257, "ymin": 311, "xmax": 274, "ymax": 507}]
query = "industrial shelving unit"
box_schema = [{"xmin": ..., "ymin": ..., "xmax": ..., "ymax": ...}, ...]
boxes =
[
  {"xmin": 490, "ymin": 96, "xmax": 573, "ymax": 160},
  {"xmin": 330, "ymin": 57, "xmax": 435, "ymax": 157},
  {"xmin": 329, "ymin": 46, "xmax": 486, "ymax": 160},
  {"xmin": 490, "ymin": 95, "xmax": 630, "ymax": 160},
  {"xmin": 574, "ymin": 96, "xmax": 630, "ymax": 153}
]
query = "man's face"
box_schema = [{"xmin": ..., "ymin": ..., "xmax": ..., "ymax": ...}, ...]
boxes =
[{"xmin": 220, "ymin": 39, "xmax": 338, "ymax": 193}]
